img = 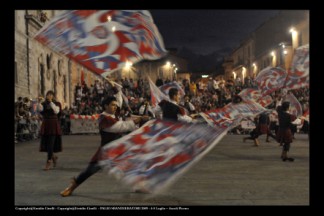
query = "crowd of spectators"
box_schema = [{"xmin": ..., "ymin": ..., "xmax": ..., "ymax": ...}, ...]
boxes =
[{"xmin": 14, "ymin": 75, "xmax": 309, "ymax": 142}]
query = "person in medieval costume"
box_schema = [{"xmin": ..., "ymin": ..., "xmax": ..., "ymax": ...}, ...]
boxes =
[
  {"xmin": 38, "ymin": 90, "xmax": 62, "ymax": 170},
  {"xmin": 276, "ymin": 101, "xmax": 297, "ymax": 161},
  {"xmin": 60, "ymin": 96, "xmax": 149, "ymax": 197}
]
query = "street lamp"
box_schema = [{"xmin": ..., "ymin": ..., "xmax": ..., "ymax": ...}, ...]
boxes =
[
  {"xmin": 123, "ymin": 61, "xmax": 133, "ymax": 79},
  {"xmin": 252, "ymin": 63, "xmax": 257, "ymax": 78},
  {"xmin": 242, "ymin": 67, "xmax": 246, "ymax": 84},
  {"xmin": 270, "ymin": 51, "xmax": 276, "ymax": 67},
  {"xmin": 164, "ymin": 61, "xmax": 172, "ymax": 80},
  {"xmin": 290, "ymin": 27, "xmax": 298, "ymax": 50},
  {"xmin": 174, "ymin": 67, "xmax": 178, "ymax": 80}
]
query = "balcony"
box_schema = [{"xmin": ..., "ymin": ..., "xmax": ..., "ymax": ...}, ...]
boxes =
[{"xmin": 25, "ymin": 11, "xmax": 48, "ymax": 29}]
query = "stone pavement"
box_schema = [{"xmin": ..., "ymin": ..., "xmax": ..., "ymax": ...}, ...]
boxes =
[{"xmin": 15, "ymin": 133, "xmax": 309, "ymax": 206}]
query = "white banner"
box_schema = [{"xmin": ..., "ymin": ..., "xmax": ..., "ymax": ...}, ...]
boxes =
[
  {"xmin": 70, "ymin": 118, "xmax": 99, "ymax": 134},
  {"xmin": 240, "ymin": 119, "xmax": 256, "ymax": 129}
]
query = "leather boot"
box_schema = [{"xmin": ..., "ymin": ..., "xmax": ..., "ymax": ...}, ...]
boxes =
[
  {"xmin": 52, "ymin": 155, "xmax": 58, "ymax": 168},
  {"xmin": 44, "ymin": 160, "xmax": 52, "ymax": 171},
  {"xmin": 254, "ymin": 139, "xmax": 260, "ymax": 146},
  {"xmin": 281, "ymin": 151, "xmax": 294, "ymax": 162},
  {"xmin": 60, "ymin": 178, "xmax": 79, "ymax": 197}
]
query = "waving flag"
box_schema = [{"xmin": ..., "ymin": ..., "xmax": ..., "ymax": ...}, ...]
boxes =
[
  {"xmin": 34, "ymin": 10, "xmax": 167, "ymax": 77},
  {"xmin": 238, "ymin": 88, "xmax": 262, "ymax": 101},
  {"xmin": 199, "ymin": 99, "xmax": 266, "ymax": 129},
  {"xmin": 148, "ymin": 77, "xmax": 169, "ymax": 108},
  {"xmin": 159, "ymin": 81, "xmax": 185, "ymax": 97},
  {"xmin": 283, "ymin": 93, "xmax": 303, "ymax": 117},
  {"xmin": 99, "ymin": 119, "xmax": 228, "ymax": 194},
  {"xmin": 255, "ymin": 67, "xmax": 287, "ymax": 96},
  {"xmin": 257, "ymin": 95, "xmax": 273, "ymax": 108},
  {"xmin": 285, "ymin": 44, "xmax": 309, "ymax": 90}
]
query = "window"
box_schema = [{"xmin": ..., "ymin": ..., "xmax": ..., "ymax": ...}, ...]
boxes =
[
  {"xmin": 15, "ymin": 61, "xmax": 18, "ymax": 84},
  {"xmin": 63, "ymin": 75, "xmax": 67, "ymax": 101},
  {"xmin": 298, "ymin": 32, "xmax": 303, "ymax": 47},
  {"xmin": 46, "ymin": 54, "xmax": 51, "ymax": 70},
  {"xmin": 40, "ymin": 64, "xmax": 45, "ymax": 96}
]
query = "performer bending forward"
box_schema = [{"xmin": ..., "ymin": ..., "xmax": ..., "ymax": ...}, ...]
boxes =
[{"xmin": 60, "ymin": 96, "xmax": 149, "ymax": 197}]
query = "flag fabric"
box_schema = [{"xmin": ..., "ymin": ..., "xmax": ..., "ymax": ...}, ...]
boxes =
[
  {"xmin": 238, "ymin": 88, "xmax": 262, "ymax": 101},
  {"xmin": 284, "ymin": 44, "xmax": 309, "ymax": 90},
  {"xmin": 159, "ymin": 81, "xmax": 185, "ymax": 97},
  {"xmin": 199, "ymin": 100, "xmax": 267, "ymax": 129},
  {"xmin": 98, "ymin": 96, "xmax": 267, "ymax": 194},
  {"xmin": 34, "ymin": 10, "xmax": 167, "ymax": 77},
  {"xmin": 148, "ymin": 77, "xmax": 169, "ymax": 108},
  {"xmin": 302, "ymin": 109, "xmax": 309, "ymax": 122},
  {"xmin": 99, "ymin": 119, "xmax": 228, "ymax": 194},
  {"xmin": 283, "ymin": 93, "xmax": 303, "ymax": 117},
  {"xmin": 257, "ymin": 95, "xmax": 273, "ymax": 108},
  {"xmin": 255, "ymin": 67, "xmax": 287, "ymax": 96}
]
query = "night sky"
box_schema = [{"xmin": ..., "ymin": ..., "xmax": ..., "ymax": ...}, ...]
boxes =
[{"xmin": 150, "ymin": 10, "xmax": 279, "ymax": 56}]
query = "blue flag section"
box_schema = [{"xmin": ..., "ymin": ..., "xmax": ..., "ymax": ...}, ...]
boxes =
[
  {"xmin": 34, "ymin": 10, "xmax": 167, "ymax": 77},
  {"xmin": 99, "ymin": 119, "xmax": 228, "ymax": 194}
]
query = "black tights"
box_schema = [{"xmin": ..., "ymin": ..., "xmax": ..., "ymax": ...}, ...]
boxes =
[
  {"xmin": 47, "ymin": 135, "xmax": 56, "ymax": 161},
  {"xmin": 266, "ymin": 132, "xmax": 277, "ymax": 141},
  {"xmin": 75, "ymin": 162, "xmax": 101, "ymax": 185},
  {"xmin": 283, "ymin": 142, "xmax": 290, "ymax": 152}
]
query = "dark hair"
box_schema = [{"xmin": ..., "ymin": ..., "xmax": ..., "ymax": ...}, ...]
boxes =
[
  {"xmin": 46, "ymin": 90, "xmax": 55, "ymax": 96},
  {"xmin": 23, "ymin": 97, "xmax": 30, "ymax": 103},
  {"xmin": 101, "ymin": 96, "xmax": 117, "ymax": 109},
  {"xmin": 145, "ymin": 95, "xmax": 151, "ymax": 101},
  {"xmin": 281, "ymin": 101, "xmax": 290, "ymax": 111},
  {"xmin": 169, "ymin": 88, "xmax": 178, "ymax": 99},
  {"xmin": 232, "ymin": 95, "xmax": 243, "ymax": 104}
]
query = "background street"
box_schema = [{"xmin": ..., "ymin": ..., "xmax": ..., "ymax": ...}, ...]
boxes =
[{"xmin": 15, "ymin": 133, "xmax": 309, "ymax": 206}]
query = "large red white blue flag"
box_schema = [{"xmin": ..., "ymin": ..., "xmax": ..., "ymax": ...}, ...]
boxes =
[
  {"xmin": 283, "ymin": 93, "xmax": 303, "ymax": 117},
  {"xmin": 99, "ymin": 119, "xmax": 228, "ymax": 194},
  {"xmin": 148, "ymin": 77, "xmax": 169, "ymax": 108},
  {"xmin": 257, "ymin": 95, "xmax": 273, "ymax": 108},
  {"xmin": 255, "ymin": 67, "xmax": 287, "ymax": 96},
  {"xmin": 159, "ymin": 81, "xmax": 185, "ymax": 97},
  {"xmin": 238, "ymin": 88, "xmax": 273, "ymax": 108},
  {"xmin": 199, "ymin": 100, "xmax": 267, "ymax": 129},
  {"xmin": 285, "ymin": 44, "xmax": 309, "ymax": 90},
  {"xmin": 34, "ymin": 10, "xmax": 167, "ymax": 77},
  {"xmin": 238, "ymin": 88, "xmax": 262, "ymax": 101}
]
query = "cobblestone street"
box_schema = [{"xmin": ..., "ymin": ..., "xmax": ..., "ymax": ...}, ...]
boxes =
[{"xmin": 15, "ymin": 133, "xmax": 309, "ymax": 206}]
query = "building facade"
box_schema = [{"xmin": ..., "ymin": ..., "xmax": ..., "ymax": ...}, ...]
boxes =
[
  {"xmin": 15, "ymin": 10, "xmax": 189, "ymax": 108},
  {"xmin": 15, "ymin": 10, "xmax": 101, "ymax": 108},
  {"xmin": 109, "ymin": 49, "xmax": 189, "ymax": 83},
  {"xmin": 223, "ymin": 10, "xmax": 309, "ymax": 83}
]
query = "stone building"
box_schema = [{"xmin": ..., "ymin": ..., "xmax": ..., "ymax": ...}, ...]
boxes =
[
  {"xmin": 15, "ymin": 10, "xmax": 100, "ymax": 108},
  {"xmin": 15, "ymin": 10, "xmax": 189, "ymax": 108},
  {"xmin": 223, "ymin": 10, "xmax": 309, "ymax": 83},
  {"xmin": 110, "ymin": 48, "xmax": 189, "ymax": 83}
]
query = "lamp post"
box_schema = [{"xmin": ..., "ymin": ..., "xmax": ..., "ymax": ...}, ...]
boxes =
[
  {"xmin": 174, "ymin": 68, "xmax": 178, "ymax": 80},
  {"xmin": 290, "ymin": 27, "xmax": 298, "ymax": 51},
  {"xmin": 232, "ymin": 71, "xmax": 236, "ymax": 80},
  {"xmin": 252, "ymin": 63, "xmax": 257, "ymax": 78},
  {"xmin": 123, "ymin": 61, "xmax": 132, "ymax": 79}
]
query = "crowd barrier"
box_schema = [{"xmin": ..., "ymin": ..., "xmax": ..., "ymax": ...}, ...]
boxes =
[{"xmin": 70, "ymin": 114, "xmax": 100, "ymax": 134}]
